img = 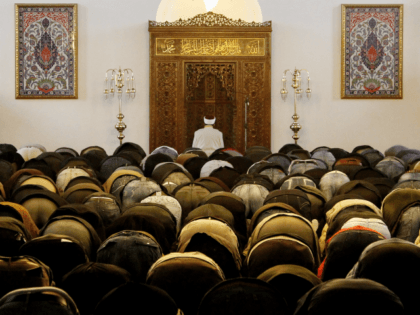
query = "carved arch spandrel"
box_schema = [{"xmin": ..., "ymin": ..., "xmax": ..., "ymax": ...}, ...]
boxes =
[{"xmin": 185, "ymin": 63, "xmax": 235, "ymax": 101}]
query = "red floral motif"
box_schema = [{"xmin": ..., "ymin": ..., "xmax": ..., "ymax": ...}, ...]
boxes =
[
  {"xmin": 363, "ymin": 80, "xmax": 381, "ymax": 93},
  {"xmin": 41, "ymin": 45, "xmax": 51, "ymax": 63},
  {"xmin": 349, "ymin": 12, "xmax": 395, "ymax": 33},
  {"xmin": 23, "ymin": 12, "xmax": 69, "ymax": 31},
  {"xmin": 367, "ymin": 46, "xmax": 377, "ymax": 63},
  {"xmin": 364, "ymin": 85, "xmax": 381, "ymax": 93},
  {"xmin": 38, "ymin": 86, "xmax": 54, "ymax": 93}
]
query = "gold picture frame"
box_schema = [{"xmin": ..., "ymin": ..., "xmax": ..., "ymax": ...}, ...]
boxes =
[
  {"xmin": 341, "ymin": 4, "xmax": 403, "ymax": 99},
  {"xmin": 15, "ymin": 3, "xmax": 78, "ymax": 99}
]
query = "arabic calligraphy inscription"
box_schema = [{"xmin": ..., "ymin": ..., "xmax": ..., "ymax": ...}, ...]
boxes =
[{"xmin": 156, "ymin": 38, "xmax": 264, "ymax": 56}]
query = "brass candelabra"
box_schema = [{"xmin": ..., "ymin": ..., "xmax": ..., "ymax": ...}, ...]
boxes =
[
  {"xmin": 104, "ymin": 67, "xmax": 136, "ymax": 145},
  {"xmin": 280, "ymin": 68, "xmax": 312, "ymax": 144}
]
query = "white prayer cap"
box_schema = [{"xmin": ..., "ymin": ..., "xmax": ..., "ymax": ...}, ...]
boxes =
[{"xmin": 204, "ymin": 115, "xmax": 216, "ymax": 125}]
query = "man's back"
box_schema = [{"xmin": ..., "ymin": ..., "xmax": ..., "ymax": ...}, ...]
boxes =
[{"xmin": 193, "ymin": 126, "xmax": 224, "ymax": 156}]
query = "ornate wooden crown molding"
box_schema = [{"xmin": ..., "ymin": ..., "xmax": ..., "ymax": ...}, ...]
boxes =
[{"xmin": 149, "ymin": 11, "xmax": 271, "ymax": 28}]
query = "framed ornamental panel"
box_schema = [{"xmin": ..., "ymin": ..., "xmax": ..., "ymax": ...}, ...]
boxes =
[
  {"xmin": 341, "ymin": 4, "xmax": 403, "ymax": 99},
  {"xmin": 149, "ymin": 12, "xmax": 272, "ymax": 154},
  {"xmin": 15, "ymin": 4, "xmax": 78, "ymax": 99}
]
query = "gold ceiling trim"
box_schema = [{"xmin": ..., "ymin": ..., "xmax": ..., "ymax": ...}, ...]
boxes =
[{"xmin": 149, "ymin": 11, "xmax": 271, "ymax": 28}]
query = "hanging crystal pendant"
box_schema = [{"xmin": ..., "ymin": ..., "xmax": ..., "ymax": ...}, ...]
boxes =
[
  {"xmin": 131, "ymin": 76, "xmax": 136, "ymax": 99},
  {"xmin": 110, "ymin": 75, "xmax": 115, "ymax": 98},
  {"xmin": 281, "ymin": 88, "xmax": 288, "ymax": 101},
  {"xmin": 296, "ymin": 88, "xmax": 303, "ymax": 100},
  {"xmin": 125, "ymin": 75, "xmax": 131, "ymax": 96},
  {"xmin": 104, "ymin": 79, "xmax": 109, "ymax": 99}
]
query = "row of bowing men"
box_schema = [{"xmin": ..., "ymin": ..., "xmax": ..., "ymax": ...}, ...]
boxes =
[{"xmin": 0, "ymin": 142, "xmax": 419, "ymax": 314}]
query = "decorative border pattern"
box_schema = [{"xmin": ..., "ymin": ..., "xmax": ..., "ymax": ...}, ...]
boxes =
[
  {"xmin": 341, "ymin": 4, "xmax": 403, "ymax": 99},
  {"xmin": 15, "ymin": 4, "xmax": 78, "ymax": 99}
]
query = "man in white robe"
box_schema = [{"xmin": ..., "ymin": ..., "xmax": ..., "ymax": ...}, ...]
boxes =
[{"xmin": 192, "ymin": 115, "xmax": 224, "ymax": 157}]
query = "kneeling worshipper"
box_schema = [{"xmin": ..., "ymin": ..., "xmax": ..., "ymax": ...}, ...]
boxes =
[{"xmin": 192, "ymin": 115, "xmax": 224, "ymax": 157}]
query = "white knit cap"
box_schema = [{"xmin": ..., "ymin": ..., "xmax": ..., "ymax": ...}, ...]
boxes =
[{"xmin": 204, "ymin": 115, "xmax": 216, "ymax": 125}]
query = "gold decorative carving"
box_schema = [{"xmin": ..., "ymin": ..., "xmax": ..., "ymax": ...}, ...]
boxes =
[
  {"xmin": 161, "ymin": 39, "xmax": 176, "ymax": 54},
  {"xmin": 149, "ymin": 11, "xmax": 271, "ymax": 28},
  {"xmin": 186, "ymin": 63, "xmax": 235, "ymax": 101},
  {"xmin": 247, "ymin": 40, "xmax": 260, "ymax": 55},
  {"xmin": 156, "ymin": 38, "xmax": 264, "ymax": 56}
]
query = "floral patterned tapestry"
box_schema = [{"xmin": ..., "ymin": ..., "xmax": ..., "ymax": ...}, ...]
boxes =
[
  {"xmin": 16, "ymin": 5, "xmax": 77, "ymax": 98},
  {"xmin": 342, "ymin": 5, "xmax": 403, "ymax": 99}
]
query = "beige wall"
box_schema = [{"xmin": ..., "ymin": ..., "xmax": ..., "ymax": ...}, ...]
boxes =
[{"xmin": 1, "ymin": 0, "xmax": 419, "ymax": 155}]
